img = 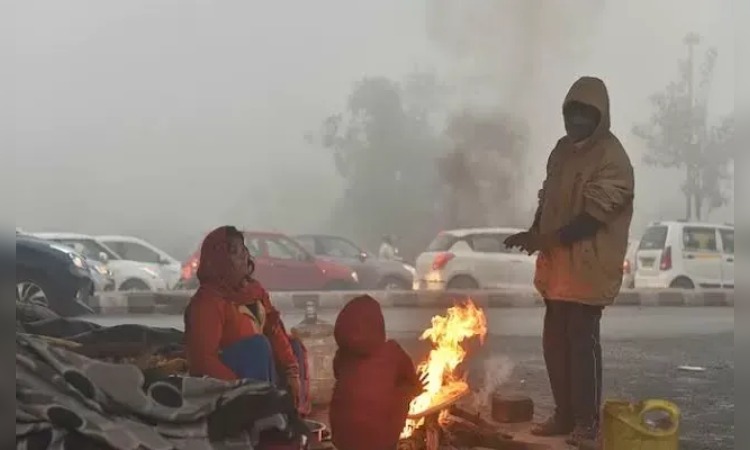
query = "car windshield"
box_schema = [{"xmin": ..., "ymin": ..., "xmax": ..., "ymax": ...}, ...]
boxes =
[
  {"xmin": 427, "ymin": 233, "xmax": 459, "ymax": 251},
  {"xmin": 55, "ymin": 239, "xmax": 120, "ymax": 261},
  {"xmin": 638, "ymin": 226, "xmax": 668, "ymax": 250},
  {"xmin": 320, "ymin": 237, "xmax": 361, "ymax": 258}
]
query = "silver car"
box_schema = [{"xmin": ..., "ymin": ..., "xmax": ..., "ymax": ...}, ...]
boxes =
[{"xmin": 294, "ymin": 234, "xmax": 416, "ymax": 290}]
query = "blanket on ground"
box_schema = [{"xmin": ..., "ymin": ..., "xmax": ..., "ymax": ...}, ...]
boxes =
[{"xmin": 16, "ymin": 333, "xmax": 308, "ymax": 450}]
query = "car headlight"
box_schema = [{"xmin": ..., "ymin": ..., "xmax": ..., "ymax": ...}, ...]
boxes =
[
  {"xmin": 351, "ymin": 271, "xmax": 359, "ymax": 283},
  {"xmin": 69, "ymin": 254, "xmax": 85, "ymax": 269},
  {"xmin": 141, "ymin": 267, "xmax": 159, "ymax": 278}
]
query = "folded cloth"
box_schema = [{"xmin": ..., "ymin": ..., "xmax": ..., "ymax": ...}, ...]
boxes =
[{"xmin": 221, "ymin": 335, "xmax": 277, "ymax": 383}]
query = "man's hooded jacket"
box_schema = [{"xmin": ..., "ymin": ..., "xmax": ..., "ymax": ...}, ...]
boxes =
[{"xmin": 533, "ymin": 77, "xmax": 635, "ymax": 305}]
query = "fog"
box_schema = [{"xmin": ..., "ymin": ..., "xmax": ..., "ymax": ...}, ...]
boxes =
[{"xmin": 12, "ymin": 0, "xmax": 733, "ymax": 259}]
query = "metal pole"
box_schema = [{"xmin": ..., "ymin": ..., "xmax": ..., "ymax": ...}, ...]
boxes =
[{"xmin": 684, "ymin": 33, "xmax": 701, "ymax": 221}]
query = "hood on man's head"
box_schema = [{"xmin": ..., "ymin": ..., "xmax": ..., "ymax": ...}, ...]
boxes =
[
  {"xmin": 334, "ymin": 295, "xmax": 386, "ymax": 356},
  {"xmin": 563, "ymin": 76, "xmax": 611, "ymax": 137}
]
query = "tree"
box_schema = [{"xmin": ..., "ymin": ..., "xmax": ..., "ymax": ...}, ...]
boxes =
[
  {"xmin": 314, "ymin": 74, "xmax": 444, "ymax": 259},
  {"xmin": 438, "ymin": 110, "xmax": 530, "ymax": 229},
  {"xmin": 633, "ymin": 33, "xmax": 734, "ymax": 221}
]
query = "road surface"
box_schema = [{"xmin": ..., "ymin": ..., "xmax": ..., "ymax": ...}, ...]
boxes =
[{"xmin": 85, "ymin": 307, "xmax": 733, "ymax": 449}]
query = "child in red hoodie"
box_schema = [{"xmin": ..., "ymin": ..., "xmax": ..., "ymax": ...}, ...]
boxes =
[{"xmin": 329, "ymin": 295, "xmax": 422, "ymax": 450}]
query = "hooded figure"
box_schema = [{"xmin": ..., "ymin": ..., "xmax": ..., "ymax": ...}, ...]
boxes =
[
  {"xmin": 184, "ymin": 226, "xmax": 308, "ymax": 414},
  {"xmin": 329, "ymin": 295, "xmax": 421, "ymax": 450},
  {"xmin": 505, "ymin": 77, "xmax": 634, "ymax": 446}
]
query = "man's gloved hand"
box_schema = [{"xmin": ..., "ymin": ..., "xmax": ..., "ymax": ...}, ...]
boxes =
[{"xmin": 504, "ymin": 231, "xmax": 560, "ymax": 255}]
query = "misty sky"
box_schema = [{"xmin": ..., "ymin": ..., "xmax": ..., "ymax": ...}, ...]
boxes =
[{"xmin": 12, "ymin": 0, "xmax": 733, "ymax": 257}]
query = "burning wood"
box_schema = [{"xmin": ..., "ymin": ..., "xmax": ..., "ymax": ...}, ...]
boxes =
[
  {"xmin": 398, "ymin": 405, "xmax": 522, "ymax": 450},
  {"xmin": 401, "ymin": 300, "xmax": 488, "ymax": 438}
]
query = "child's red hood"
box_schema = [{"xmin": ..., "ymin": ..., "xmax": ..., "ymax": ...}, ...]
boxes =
[{"xmin": 334, "ymin": 295, "xmax": 385, "ymax": 356}]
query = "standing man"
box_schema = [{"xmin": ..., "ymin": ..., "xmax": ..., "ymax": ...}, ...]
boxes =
[
  {"xmin": 378, "ymin": 235, "xmax": 398, "ymax": 260},
  {"xmin": 505, "ymin": 76, "xmax": 634, "ymax": 447}
]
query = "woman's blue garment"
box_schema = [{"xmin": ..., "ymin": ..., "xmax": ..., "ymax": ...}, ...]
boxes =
[
  {"xmin": 220, "ymin": 334, "xmax": 309, "ymax": 412},
  {"xmin": 220, "ymin": 335, "xmax": 277, "ymax": 383}
]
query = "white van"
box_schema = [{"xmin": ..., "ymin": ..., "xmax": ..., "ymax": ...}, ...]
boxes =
[{"xmin": 634, "ymin": 221, "xmax": 734, "ymax": 289}]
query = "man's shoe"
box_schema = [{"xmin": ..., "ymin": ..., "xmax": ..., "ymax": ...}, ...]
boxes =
[
  {"xmin": 565, "ymin": 425, "xmax": 598, "ymax": 448},
  {"xmin": 530, "ymin": 415, "xmax": 574, "ymax": 437}
]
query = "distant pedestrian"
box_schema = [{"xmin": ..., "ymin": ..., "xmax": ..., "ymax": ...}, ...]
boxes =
[
  {"xmin": 505, "ymin": 76, "xmax": 634, "ymax": 447},
  {"xmin": 378, "ymin": 235, "xmax": 398, "ymax": 260}
]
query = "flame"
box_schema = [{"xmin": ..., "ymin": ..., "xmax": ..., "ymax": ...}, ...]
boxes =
[{"xmin": 401, "ymin": 299, "xmax": 487, "ymax": 438}]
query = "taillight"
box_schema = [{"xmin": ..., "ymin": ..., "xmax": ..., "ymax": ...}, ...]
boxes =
[
  {"xmin": 181, "ymin": 255, "xmax": 199, "ymax": 280},
  {"xmin": 623, "ymin": 259, "xmax": 631, "ymax": 274},
  {"xmin": 432, "ymin": 252, "xmax": 455, "ymax": 271},
  {"xmin": 659, "ymin": 246, "xmax": 672, "ymax": 271}
]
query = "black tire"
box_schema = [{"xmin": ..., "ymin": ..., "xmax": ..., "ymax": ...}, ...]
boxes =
[
  {"xmin": 120, "ymin": 279, "xmax": 150, "ymax": 291},
  {"xmin": 378, "ymin": 276, "xmax": 411, "ymax": 290},
  {"xmin": 16, "ymin": 269, "xmax": 53, "ymax": 309},
  {"xmin": 324, "ymin": 280, "xmax": 355, "ymax": 291},
  {"xmin": 16, "ymin": 268, "xmax": 82, "ymax": 316},
  {"xmin": 447, "ymin": 275, "xmax": 479, "ymax": 290},
  {"xmin": 670, "ymin": 277, "xmax": 695, "ymax": 289},
  {"xmin": 175, "ymin": 277, "xmax": 199, "ymax": 290}
]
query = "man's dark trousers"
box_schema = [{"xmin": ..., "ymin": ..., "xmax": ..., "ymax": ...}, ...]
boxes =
[{"xmin": 543, "ymin": 299, "xmax": 603, "ymax": 429}]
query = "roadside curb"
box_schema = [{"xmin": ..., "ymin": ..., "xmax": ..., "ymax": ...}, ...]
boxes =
[{"xmin": 88, "ymin": 288, "xmax": 734, "ymax": 315}]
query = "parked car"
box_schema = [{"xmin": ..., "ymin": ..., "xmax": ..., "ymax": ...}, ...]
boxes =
[
  {"xmin": 87, "ymin": 257, "xmax": 117, "ymax": 293},
  {"xmin": 177, "ymin": 231, "xmax": 360, "ymax": 291},
  {"xmin": 415, "ymin": 228, "xmax": 536, "ymax": 290},
  {"xmin": 33, "ymin": 232, "xmax": 168, "ymax": 291},
  {"xmin": 634, "ymin": 221, "xmax": 734, "ymax": 290},
  {"xmin": 97, "ymin": 235, "xmax": 182, "ymax": 289},
  {"xmin": 294, "ymin": 234, "xmax": 416, "ymax": 290},
  {"xmin": 622, "ymin": 238, "xmax": 639, "ymax": 289},
  {"xmin": 15, "ymin": 232, "xmax": 94, "ymax": 315}
]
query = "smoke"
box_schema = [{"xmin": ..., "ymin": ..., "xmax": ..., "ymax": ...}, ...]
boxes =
[
  {"xmin": 467, "ymin": 354, "xmax": 516, "ymax": 412},
  {"xmin": 426, "ymin": 0, "xmax": 606, "ymax": 211}
]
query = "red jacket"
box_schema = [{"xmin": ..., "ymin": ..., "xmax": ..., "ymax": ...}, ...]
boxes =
[
  {"xmin": 329, "ymin": 296, "xmax": 420, "ymax": 450},
  {"xmin": 185, "ymin": 279, "xmax": 298, "ymax": 380}
]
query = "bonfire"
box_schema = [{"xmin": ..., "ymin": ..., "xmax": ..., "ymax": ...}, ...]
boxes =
[{"xmin": 401, "ymin": 299, "xmax": 487, "ymax": 438}]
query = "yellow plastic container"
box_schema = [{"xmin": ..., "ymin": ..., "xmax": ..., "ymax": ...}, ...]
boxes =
[{"xmin": 602, "ymin": 399, "xmax": 680, "ymax": 450}]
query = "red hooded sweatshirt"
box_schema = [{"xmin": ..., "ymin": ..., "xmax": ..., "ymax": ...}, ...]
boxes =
[{"xmin": 329, "ymin": 295, "xmax": 421, "ymax": 450}]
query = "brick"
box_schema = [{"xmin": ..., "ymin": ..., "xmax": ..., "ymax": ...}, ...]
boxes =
[
  {"xmin": 657, "ymin": 291, "xmax": 686, "ymax": 306},
  {"xmin": 615, "ymin": 291, "xmax": 642, "ymax": 306}
]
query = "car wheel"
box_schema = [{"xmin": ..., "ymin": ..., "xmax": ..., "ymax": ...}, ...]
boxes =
[
  {"xmin": 16, "ymin": 279, "xmax": 50, "ymax": 308},
  {"xmin": 120, "ymin": 279, "xmax": 150, "ymax": 291},
  {"xmin": 447, "ymin": 275, "xmax": 479, "ymax": 290},
  {"xmin": 378, "ymin": 276, "xmax": 410, "ymax": 290},
  {"xmin": 669, "ymin": 277, "xmax": 695, "ymax": 289}
]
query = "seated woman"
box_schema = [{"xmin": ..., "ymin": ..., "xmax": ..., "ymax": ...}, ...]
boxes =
[{"xmin": 184, "ymin": 226, "xmax": 309, "ymax": 414}]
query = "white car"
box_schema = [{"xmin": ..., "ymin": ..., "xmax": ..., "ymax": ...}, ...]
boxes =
[
  {"xmin": 621, "ymin": 238, "xmax": 639, "ymax": 289},
  {"xmin": 415, "ymin": 227, "xmax": 535, "ymax": 290},
  {"xmin": 634, "ymin": 221, "xmax": 734, "ymax": 289},
  {"xmin": 97, "ymin": 235, "xmax": 182, "ymax": 289},
  {"xmin": 33, "ymin": 232, "xmax": 168, "ymax": 291}
]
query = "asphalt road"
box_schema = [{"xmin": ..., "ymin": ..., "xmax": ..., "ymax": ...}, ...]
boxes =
[{"xmin": 85, "ymin": 307, "xmax": 734, "ymax": 449}]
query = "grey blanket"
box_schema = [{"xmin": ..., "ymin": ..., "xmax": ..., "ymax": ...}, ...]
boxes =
[{"xmin": 16, "ymin": 333, "xmax": 306, "ymax": 450}]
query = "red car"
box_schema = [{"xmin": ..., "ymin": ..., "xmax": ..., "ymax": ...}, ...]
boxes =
[{"xmin": 177, "ymin": 231, "xmax": 360, "ymax": 291}]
